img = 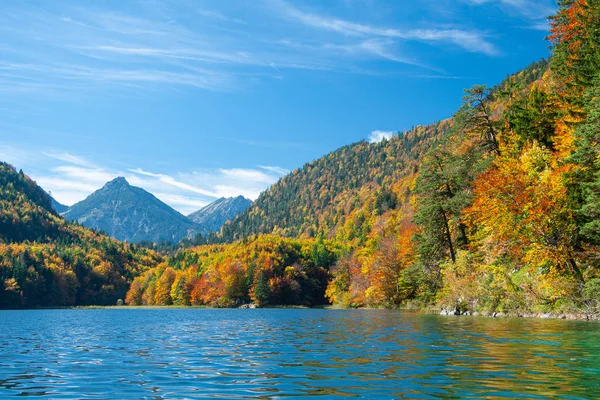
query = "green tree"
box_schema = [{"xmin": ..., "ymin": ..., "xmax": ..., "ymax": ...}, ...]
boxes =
[
  {"xmin": 507, "ymin": 87, "xmax": 559, "ymax": 150},
  {"xmin": 253, "ymin": 270, "xmax": 269, "ymax": 307},
  {"xmin": 573, "ymin": 76, "xmax": 600, "ymax": 243},
  {"xmin": 458, "ymin": 85, "xmax": 501, "ymax": 156}
]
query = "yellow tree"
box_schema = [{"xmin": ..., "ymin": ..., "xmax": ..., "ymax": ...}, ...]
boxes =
[{"xmin": 466, "ymin": 142, "xmax": 582, "ymax": 303}]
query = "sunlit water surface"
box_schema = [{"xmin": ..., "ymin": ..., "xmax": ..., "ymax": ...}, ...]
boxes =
[{"xmin": 0, "ymin": 309, "xmax": 599, "ymax": 398}]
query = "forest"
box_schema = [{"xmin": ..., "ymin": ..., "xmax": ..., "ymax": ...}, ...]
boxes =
[
  {"xmin": 1, "ymin": 1, "xmax": 599, "ymax": 317},
  {"xmin": 0, "ymin": 163, "xmax": 162, "ymax": 307}
]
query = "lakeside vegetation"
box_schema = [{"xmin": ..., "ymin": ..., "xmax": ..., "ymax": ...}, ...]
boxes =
[{"xmin": 1, "ymin": 1, "xmax": 599, "ymax": 319}]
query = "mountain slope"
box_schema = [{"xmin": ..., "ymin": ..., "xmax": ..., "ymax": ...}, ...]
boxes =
[
  {"xmin": 0, "ymin": 162, "xmax": 162, "ymax": 308},
  {"xmin": 188, "ymin": 196, "xmax": 251, "ymax": 234},
  {"xmin": 63, "ymin": 177, "xmax": 199, "ymax": 243},
  {"xmin": 0, "ymin": 163, "xmax": 68, "ymax": 243}
]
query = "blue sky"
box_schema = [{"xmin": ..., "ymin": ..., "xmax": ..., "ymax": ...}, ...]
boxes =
[{"xmin": 0, "ymin": 0, "xmax": 555, "ymax": 214}]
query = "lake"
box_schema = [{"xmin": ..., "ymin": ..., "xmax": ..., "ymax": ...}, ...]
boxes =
[{"xmin": 0, "ymin": 309, "xmax": 598, "ymax": 399}]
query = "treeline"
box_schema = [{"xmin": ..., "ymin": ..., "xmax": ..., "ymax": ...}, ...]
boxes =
[
  {"xmin": 126, "ymin": 235, "xmax": 336, "ymax": 307},
  {"xmin": 0, "ymin": 163, "xmax": 162, "ymax": 308}
]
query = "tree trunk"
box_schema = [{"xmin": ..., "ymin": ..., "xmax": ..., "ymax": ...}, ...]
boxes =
[
  {"xmin": 440, "ymin": 208, "xmax": 456, "ymax": 263},
  {"xmin": 568, "ymin": 251, "xmax": 584, "ymax": 284}
]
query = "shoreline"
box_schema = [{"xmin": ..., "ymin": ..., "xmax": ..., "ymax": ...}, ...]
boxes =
[
  {"xmin": 2, "ymin": 304, "xmax": 599, "ymax": 321},
  {"xmin": 432, "ymin": 306, "xmax": 600, "ymax": 322}
]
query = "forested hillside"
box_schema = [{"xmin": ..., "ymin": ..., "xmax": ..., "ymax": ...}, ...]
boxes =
[
  {"xmin": 2, "ymin": 1, "xmax": 599, "ymax": 316},
  {"xmin": 126, "ymin": 235, "xmax": 336, "ymax": 308},
  {"xmin": 222, "ymin": 120, "xmax": 451, "ymax": 240},
  {"xmin": 0, "ymin": 163, "xmax": 162, "ymax": 308},
  {"xmin": 132, "ymin": 1, "xmax": 600, "ymax": 316}
]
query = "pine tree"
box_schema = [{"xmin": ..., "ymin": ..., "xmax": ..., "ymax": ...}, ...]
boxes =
[
  {"xmin": 253, "ymin": 270, "xmax": 269, "ymax": 307},
  {"xmin": 574, "ymin": 76, "xmax": 600, "ymax": 242}
]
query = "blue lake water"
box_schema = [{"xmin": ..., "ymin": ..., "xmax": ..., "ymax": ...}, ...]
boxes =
[{"xmin": 0, "ymin": 309, "xmax": 599, "ymax": 399}]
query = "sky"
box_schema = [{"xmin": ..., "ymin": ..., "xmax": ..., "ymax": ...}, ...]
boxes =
[{"xmin": 0, "ymin": 0, "xmax": 556, "ymax": 214}]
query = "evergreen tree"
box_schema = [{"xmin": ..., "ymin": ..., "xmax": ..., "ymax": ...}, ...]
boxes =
[
  {"xmin": 253, "ymin": 270, "xmax": 269, "ymax": 307},
  {"xmin": 574, "ymin": 76, "xmax": 600, "ymax": 243}
]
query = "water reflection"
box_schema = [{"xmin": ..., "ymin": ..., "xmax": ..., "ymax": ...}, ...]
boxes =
[{"xmin": 0, "ymin": 309, "xmax": 598, "ymax": 398}]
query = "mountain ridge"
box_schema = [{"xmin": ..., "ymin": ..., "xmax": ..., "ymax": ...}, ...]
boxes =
[
  {"xmin": 62, "ymin": 177, "xmax": 200, "ymax": 243},
  {"xmin": 188, "ymin": 195, "xmax": 252, "ymax": 235}
]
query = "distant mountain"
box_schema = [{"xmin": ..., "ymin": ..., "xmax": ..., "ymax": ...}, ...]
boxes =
[
  {"xmin": 63, "ymin": 177, "xmax": 199, "ymax": 243},
  {"xmin": 49, "ymin": 195, "xmax": 68, "ymax": 213},
  {"xmin": 188, "ymin": 196, "xmax": 252, "ymax": 234}
]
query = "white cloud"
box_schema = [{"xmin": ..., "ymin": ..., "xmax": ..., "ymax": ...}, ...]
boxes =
[
  {"xmin": 0, "ymin": 145, "xmax": 35, "ymax": 166},
  {"xmin": 259, "ymin": 165, "xmax": 290, "ymax": 175},
  {"xmin": 39, "ymin": 162, "xmax": 285, "ymax": 211},
  {"xmin": 368, "ymin": 130, "xmax": 395, "ymax": 143},
  {"xmin": 217, "ymin": 168, "xmax": 277, "ymax": 184},
  {"xmin": 42, "ymin": 152, "xmax": 95, "ymax": 167},
  {"xmin": 128, "ymin": 168, "xmax": 219, "ymax": 197},
  {"xmin": 0, "ymin": 0, "xmax": 504, "ymax": 99},
  {"xmin": 52, "ymin": 166, "xmax": 116, "ymax": 183},
  {"xmin": 33, "ymin": 176, "xmax": 99, "ymax": 205},
  {"xmin": 151, "ymin": 192, "xmax": 210, "ymax": 215},
  {"xmin": 196, "ymin": 9, "xmax": 246, "ymax": 24},
  {"xmin": 32, "ymin": 177, "xmax": 99, "ymax": 193}
]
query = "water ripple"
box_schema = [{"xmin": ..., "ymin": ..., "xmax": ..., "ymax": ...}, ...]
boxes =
[{"xmin": 0, "ymin": 309, "xmax": 599, "ymax": 399}]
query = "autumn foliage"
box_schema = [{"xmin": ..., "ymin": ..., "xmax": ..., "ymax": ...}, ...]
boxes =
[{"xmin": 2, "ymin": 2, "xmax": 600, "ymax": 316}]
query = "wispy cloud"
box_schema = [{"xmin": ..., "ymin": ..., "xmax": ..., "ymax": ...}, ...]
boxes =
[
  {"xmin": 368, "ymin": 130, "xmax": 395, "ymax": 143},
  {"xmin": 259, "ymin": 165, "xmax": 290, "ymax": 175},
  {"xmin": 464, "ymin": 0, "xmax": 555, "ymax": 30},
  {"xmin": 42, "ymin": 152, "xmax": 95, "ymax": 167},
  {"xmin": 0, "ymin": 145, "xmax": 37, "ymax": 166},
  {"xmin": 271, "ymin": 0, "xmax": 500, "ymax": 56},
  {"xmin": 53, "ymin": 165, "xmax": 116, "ymax": 183},
  {"xmin": 128, "ymin": 168, "xmax": 220, "ymax": 197},
  {"xmin": 151, "ymin": 192, "xmax": 211, "ymax": 211},
  {"xmin": 196, "ymin": 9, "xmax": 246, "ymax": 25},
  {"xmin": 0, "ymin": 0, "xmax": 507, "ymax": 100},
  {"xmin": 218, "ymin": 168, "xmax": 276, "ymax": 184}
]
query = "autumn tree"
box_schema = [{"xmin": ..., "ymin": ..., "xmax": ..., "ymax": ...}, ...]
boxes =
[{"xmin": 457, "ymin": 85, "xmax": 501, "ymax": 156}]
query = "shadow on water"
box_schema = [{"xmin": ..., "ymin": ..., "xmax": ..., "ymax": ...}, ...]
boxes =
[{"xmin": 0, "ymin": 308, "xmax": 598, "ymax": 398}]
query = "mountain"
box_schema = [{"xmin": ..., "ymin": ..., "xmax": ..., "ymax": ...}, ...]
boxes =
[
  {"xmin": 188, "ymin": 196, "xmax": 252, "ymax": 234},
  {"xmin": 50, "ymin": 195, "xmax": 68, "ymax": 214},
  {"xmin": 0, "ymin": 162, "xmax": 162, "ymax": 308},
  {"xmin": 0, "ymin": 163, "xmax": 67, "ymax": 243},
  {"xmin": 62, "ymin": 177, "xmax": 199, "ymax": 243},
  {"xmin": 221, "ymin": 120, "xmax": 450, "ymax": 241}
]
